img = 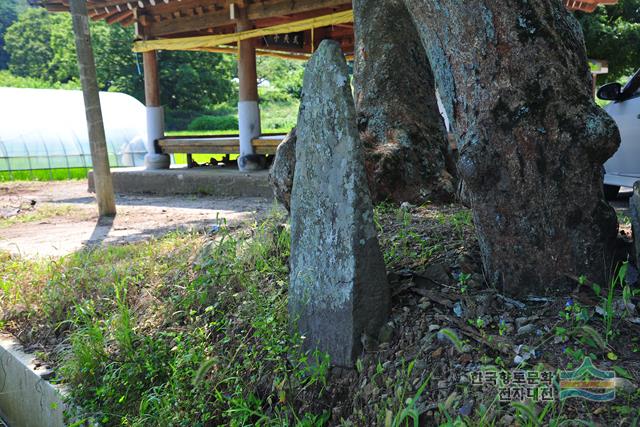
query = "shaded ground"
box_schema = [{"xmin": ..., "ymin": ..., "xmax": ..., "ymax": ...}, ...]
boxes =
[
  {"xmin": 0, "ymin": 180, "xmax": 273, "ymax": 257},
  {"xmin": 309, "ymin": 200, "xmax": 640, "ymax": 425}
]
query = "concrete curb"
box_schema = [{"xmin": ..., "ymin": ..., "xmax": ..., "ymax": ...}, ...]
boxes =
[
  {"xmin": 88, "ymin": 166, "xmax": 275, "ymax": 198},
  {"xmin": 0, "ymin": 334, "xmax": 66, "ymax": 427}
]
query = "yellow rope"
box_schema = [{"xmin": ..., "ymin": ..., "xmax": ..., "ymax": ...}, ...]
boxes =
[
  {"xmin": 133, "ymin": 9, "xmax": 353, "ymax": 53},
  {"xmin": 198, "ymin": 45, "xmax": 313, "ymax": 61}
]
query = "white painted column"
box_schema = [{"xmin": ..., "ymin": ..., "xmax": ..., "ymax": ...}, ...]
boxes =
[
  {"xmin": 237, "ymin": 11, "xmax": 263, "ymax": 171},
  {"xmin": 238, "ymin": 100, "xmax": 261, "ymax": 156},
  {"xmin": 143, "ymin": 50, "xmax": 170, "ymax": 170}
]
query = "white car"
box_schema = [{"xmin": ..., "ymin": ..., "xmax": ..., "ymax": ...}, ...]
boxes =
[{"xmin": 598, "ymin": 68, "xmax": 640, "ymax": 199}]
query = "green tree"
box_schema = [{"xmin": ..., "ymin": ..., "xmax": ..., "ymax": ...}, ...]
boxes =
[
  {"xmin": 3, "ymin": 8, "xmax": 58, "ymax": 78},
  {"xmin": 0, "ymin": 0, "xmax": 28, "ymax": 69},
  {"xmin": 576, "ymin": 0, "xmax": 640, "ymax": 81},
  {"xmin": 257, "ymin": 56, "xmax": 304, "ymax": 99},
  {"xmin": 3, "ymin": 8, "xmax": 236, "ymax": 113},
  {"xmin": 0, "ymin": 0, "xmax": 18, "ymax": 69},
  {"xmin": 159, "ymin": 50, "xmax": 236, "ymax": 111}
]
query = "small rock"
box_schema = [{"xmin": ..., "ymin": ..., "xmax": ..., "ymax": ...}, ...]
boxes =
[
  {"xmin": 420, "ymin": 263, "xmax": 451, "ymax": 284},
  {"xmin": 616, "ymin": 378, "xmax": 637, "ymax": 394},
  {"xmin": 515, "ymin": 317, "xmax": 528, "ymax": 330},
  {"xmin": 516, "ymin": 323, "xmax": 536, "ymax": 336},
  {"xmin": 400, "ymin": 202, "xmax": 415, "ymax": 211},
  {"xmin": 453, "ymin": 301, "xmax": 464, "ymax": 318},
  {"xmin": 269, "ymin": 127, "xmax": 297, "ymax": 212},
  {"xmin": 614, "ymin": 299, "xmax": 636, "ymax": 316},
  {"xmin": 38, "ymin": 368, "xmax": 55, "ymax": 381}
]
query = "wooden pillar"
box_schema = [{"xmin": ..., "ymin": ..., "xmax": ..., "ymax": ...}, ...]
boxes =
[
  {"xmin": 142, "ymin": 50, "xmax": 171, "ymax": 169},
  {"xmin": 143, "ymin": 51, "xmax": 161, "ymax": 107},
  {"xmin": 69, "ymin": 0, "xmax": 116, "ymax": 217},
  {"xmin": 237, "ymin": 10, "xmax": 263, "ymax": 171}
]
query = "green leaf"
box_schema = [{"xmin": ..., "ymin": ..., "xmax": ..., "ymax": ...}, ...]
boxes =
[
  {"xmin": 438, "ymin": 328, "xmax": 465, "ymax": 353},
  {"xmin": 613, "ymin": 366, "xmax": 632, "ymax": 380},
  {"xmin": 511, "ymin": 401, "xmax": 538, "ymax": 426},
  {"xmin": 577, "ymin": 325, "xmax": 606, "ymax": 351}
]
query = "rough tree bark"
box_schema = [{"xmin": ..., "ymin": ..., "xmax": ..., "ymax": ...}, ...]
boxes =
[
  {"xmin": 353, "ymin": 0, "xmax": 456, "ymax": 204},
  {"xmin": 403, "ymin": 0, "xmax": 620, "ymax": 295}
]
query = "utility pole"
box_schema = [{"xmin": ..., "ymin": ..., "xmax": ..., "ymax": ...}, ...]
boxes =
[{"xmin": 69, "ymin": 0, "xmax": 116, "ymax": 217}]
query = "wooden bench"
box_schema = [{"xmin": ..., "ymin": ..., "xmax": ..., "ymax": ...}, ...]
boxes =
[{"xmin": 158, "ymin": 134, "xmax": 286, "ymax": 167}]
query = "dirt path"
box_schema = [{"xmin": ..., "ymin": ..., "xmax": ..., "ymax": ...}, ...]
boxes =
[{"xmin": 0, "ymin": 180, "xmax": 274, "ymax": 258}]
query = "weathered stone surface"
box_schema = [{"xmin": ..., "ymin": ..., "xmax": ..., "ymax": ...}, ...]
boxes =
[
  {"xmin": 269, "ymin": 127, "xmax": 296, "ymax": 211},
  {"xmin": 404, "ymin": 0, "xmax": 620, "ymax": 296},
  {"xmin": 353, "ymin": 0, "xmax": 456, "ymax": 204},
  {"xmin": 289, "ymin": 40, "xmax": 390, "ymax": 367},
  {"xmin": 630, "ymin": 182, "xmax": 640, "ymax": 269}
]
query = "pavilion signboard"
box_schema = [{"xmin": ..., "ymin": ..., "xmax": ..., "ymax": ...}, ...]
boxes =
[{"xmin": 264, "ymin": 32, "xmax": 306, "ymax": 49}]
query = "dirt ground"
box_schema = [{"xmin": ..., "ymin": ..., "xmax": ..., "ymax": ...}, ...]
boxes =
[{"xmin": 0, "ymin": 180, "xmax": 273, "ymax": 257}]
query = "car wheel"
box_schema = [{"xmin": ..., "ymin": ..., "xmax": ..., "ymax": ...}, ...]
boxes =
[{"xmin": 604, "ymin": 184, "xmax": 620, "ymax": 200}]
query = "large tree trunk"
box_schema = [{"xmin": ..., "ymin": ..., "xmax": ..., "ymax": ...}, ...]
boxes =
[
  {"xmin": 404, "ymin": 0, "xmax": 620, "ymax": 295},
  {"xmin": 353, "ymin": 0, "xmax": 456, "ymax": 204}
]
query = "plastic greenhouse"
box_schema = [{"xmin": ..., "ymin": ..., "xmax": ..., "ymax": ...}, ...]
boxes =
[{"xmin": 0, "ymin": 88, "xmax": 148, "ymax": 179}]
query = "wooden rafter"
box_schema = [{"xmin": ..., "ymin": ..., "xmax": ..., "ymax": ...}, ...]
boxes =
[{"xmin": 35, "ymin": 0, "xmax": 618, "ymax": 58}]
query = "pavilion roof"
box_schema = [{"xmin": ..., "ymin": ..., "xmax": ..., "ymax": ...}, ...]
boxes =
[{"xmin": 35, "ymin": 0, "xmax": 618, "ymax": 58}]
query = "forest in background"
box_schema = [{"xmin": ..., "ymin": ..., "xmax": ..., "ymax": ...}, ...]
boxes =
[
  {"xmin": 0, "ymin": 0, "xmax": 303, "ymax": 131},
  {"xmin": 0, "ymin": 0, "xmax": 638, "ymax": 131}
]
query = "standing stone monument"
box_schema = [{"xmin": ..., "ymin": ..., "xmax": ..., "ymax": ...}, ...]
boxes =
[{"xmin": 289, "ymin": 40, "xmax": 390, "ymax": 367}]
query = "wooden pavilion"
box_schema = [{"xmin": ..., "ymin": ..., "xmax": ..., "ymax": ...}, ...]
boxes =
[{"xmin": 36, "ymin": 0, "xmax": 617, "ymax": 171}]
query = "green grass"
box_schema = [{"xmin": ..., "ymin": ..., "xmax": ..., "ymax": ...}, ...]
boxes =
[
  {"xmin": 0, "ymin": 168, "xmax": 89, "ymax": 182},
  {"xmin": 2, "ymin": 201, "xmax": 639, "ymax": 425},
  {"xmin": 260, "ymin": 101, "xmax": 298, "ymax": 131},
  {"xmin": 165, "ymin": 128, "xmax": 289, "ymax": 137},
  {"xmin": 0, "ymin": 210, "xmax": 330, "ymax": 426}
]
